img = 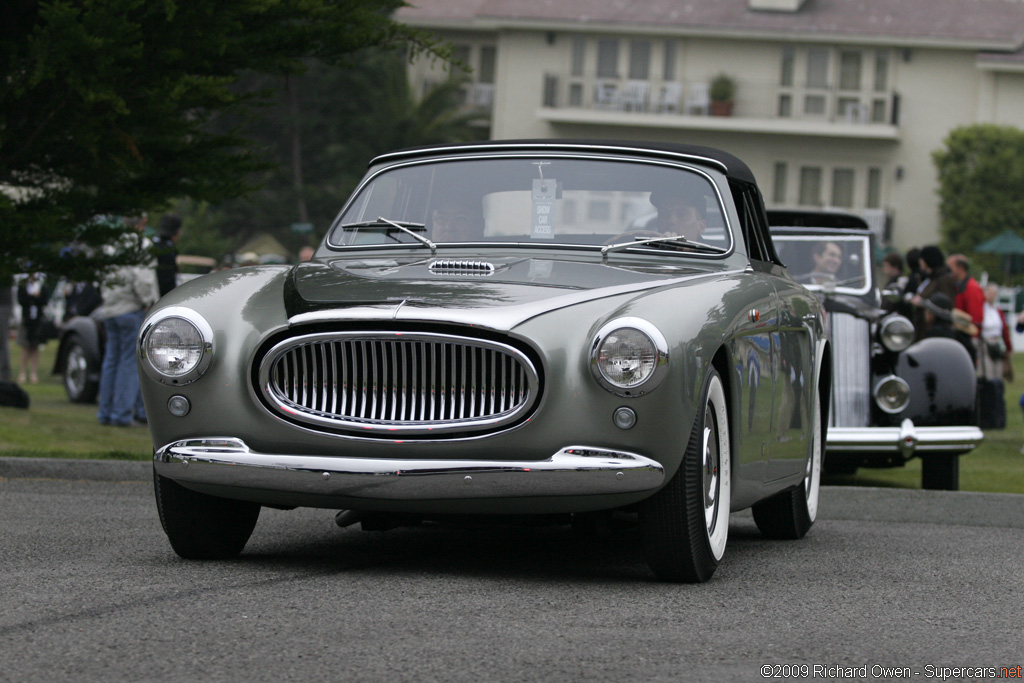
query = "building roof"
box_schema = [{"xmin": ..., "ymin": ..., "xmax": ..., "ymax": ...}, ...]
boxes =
[{"xmin": 397, "ymin": 0, "xmax": 1024, "ymax": 50}]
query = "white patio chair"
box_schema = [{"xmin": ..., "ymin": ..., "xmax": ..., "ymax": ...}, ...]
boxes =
[{"xmin": 686, "ymin": 82, "xmax": 710, "ymax": 115}]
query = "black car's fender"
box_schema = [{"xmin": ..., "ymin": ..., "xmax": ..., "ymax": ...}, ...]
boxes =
[{"xmin": 894, "ymin": 336, "xmax": 977, "ymax": 427}]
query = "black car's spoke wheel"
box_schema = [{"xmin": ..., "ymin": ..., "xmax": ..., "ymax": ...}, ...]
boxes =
[
  {"xmin": 752, "ymin": 388, "xmax": 822, "ymax": 539},
  {"xmin": 154, "ymin": 470, "xmax": 260, "ymax": 560},
  {"xmin": 921, "ymin": 453, "xmax": 960, "ymax": 491},
  {"xmin": 641, "ymin": 369, "xmax": 731, "ymax": 583},
  {"xmin": 63, "ymin": 335, "xmax": 99, "ymax": 403}
]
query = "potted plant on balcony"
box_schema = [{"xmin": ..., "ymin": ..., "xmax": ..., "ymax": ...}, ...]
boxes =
[{"xmin": 709, "ymin": 74, "xmax": 736, "ymax": 116}]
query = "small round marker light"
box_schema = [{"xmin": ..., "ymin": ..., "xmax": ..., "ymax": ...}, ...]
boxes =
[
  {"xmin": 613, "ymin": 406, "xmax": 637, "ymax": 430},
  {"xmin": 167, "ymin": 395, "xmax": 191, "ymax": 417}
]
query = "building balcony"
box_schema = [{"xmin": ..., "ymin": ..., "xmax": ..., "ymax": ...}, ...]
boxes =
[{"xmin": 539, "ymin": 74, "xmax": 900, "ymax": 141}]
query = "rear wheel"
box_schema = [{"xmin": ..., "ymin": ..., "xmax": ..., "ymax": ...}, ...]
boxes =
[
  {"xmin": 921, "ymin": 453, "xmax": 959, "ymax": 491},
  {"xmin": 62, "ymin": 335, "xmax": 99, "ymax": 403},
  {"xmin": 641, "ymin": 369, "xmax": 731, "ymax": 583},
  {"xmin": 752, "ymin": 388, "xmax": 822, "ymax": 539},
  {"xmin": 154, "ymin": 470, "xmax": 260, "ymax": 559}
]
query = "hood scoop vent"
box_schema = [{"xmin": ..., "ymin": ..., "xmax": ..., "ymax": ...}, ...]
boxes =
[{"xmin": 429, "ymin": 259, "xmax": 495, "ymax": 276}]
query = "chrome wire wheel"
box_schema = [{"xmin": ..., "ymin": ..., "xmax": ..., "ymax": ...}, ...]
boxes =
[{"xmin": 65, "ymin": 345, "xmax": 89, "ymax": 396}]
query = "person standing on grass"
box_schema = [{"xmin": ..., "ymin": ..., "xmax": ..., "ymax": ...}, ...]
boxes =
[
  {"xmin": 15, "ymin": 272, "xmax": 52, "ymax": 384},
  {"xmin": 95, "ymin": 215, "xmax": 159, "ymax": 427},
  {"xmin": 0, "ymin": 280, "xmax": 12, "ymax": 382}
]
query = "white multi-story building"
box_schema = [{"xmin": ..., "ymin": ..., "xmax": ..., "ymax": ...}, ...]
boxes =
[{"xmin": 397, "ymin": 0, "xmax": 1024, "ymax": 251}]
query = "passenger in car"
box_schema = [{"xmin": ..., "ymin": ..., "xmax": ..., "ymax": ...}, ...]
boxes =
[
  {"xmin": 429, "ymin": 196, "xmax": 485, "ymax": 242},
  {"xmin": 797, "ymin": 240, "xmax": 843, "ymax": 285}
]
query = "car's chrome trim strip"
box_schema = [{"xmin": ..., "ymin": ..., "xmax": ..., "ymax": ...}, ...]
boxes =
[
  {"xmin": 154, "ymin": 438, "xmax": 666, "ymax": 500},
  {"xmin": 827, "ymin": 419, "xmax": 984, "ymax": 458}
]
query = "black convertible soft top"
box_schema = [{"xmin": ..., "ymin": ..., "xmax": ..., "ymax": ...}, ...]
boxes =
[{"xmin": 372, "ymin": 139, "xmax": 759, "ymax": 186}]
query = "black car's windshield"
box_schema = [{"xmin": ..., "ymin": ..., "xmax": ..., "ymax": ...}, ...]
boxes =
[
  {"xmin": 329, "ymin": 156, "xmax": 732, "ymax": 256},
  {"xmin": 771, "ymin": 233, "xmax": 873, "ymax": 295}
]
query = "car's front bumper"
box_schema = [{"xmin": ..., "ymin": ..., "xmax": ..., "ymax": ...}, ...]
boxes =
[
  {"xmin": 827, "ymin": 418, "xmax": 984, "ymax": 459},
  {"xmin": 154, "ymin": 438, "xmax": 665, "ymax": 506}
]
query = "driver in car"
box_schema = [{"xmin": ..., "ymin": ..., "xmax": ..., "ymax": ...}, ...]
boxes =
[{"xmin": 648, "ymin": 188, "xmax": 707, "ymax": 242}]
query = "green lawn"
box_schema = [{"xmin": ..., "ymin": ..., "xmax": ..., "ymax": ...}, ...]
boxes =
[{"xmin": 2, "ymin": 340, "xmax": 1023, "ymax": 492}]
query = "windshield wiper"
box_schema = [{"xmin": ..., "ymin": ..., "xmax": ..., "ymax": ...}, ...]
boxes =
[
  {"xmin": 339, "ymin": 217, "xmax": 436, "ymax": 253},
  {"xmin": 601, "ymin": 234, "xmax": 726, "ymax": 258}
]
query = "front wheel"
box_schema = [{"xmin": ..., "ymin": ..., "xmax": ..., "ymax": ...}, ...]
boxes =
[
  {"xmin": 62, "ymin": 335, "xmax": 99, "ymax": 403},
  {"xmin": 641, "ymin": 368, "xmax": 731, "ymax": 583},
  {"xmin": 752, "ymin": 387, "xmax": 822, "ymax": 539},
  {"xmin": 154, "ymin": 470, "xmax": 261, "ymax": 559},
  {"xmin": 921, "ymin": 453, "xmax": 960, "ymax": 491}
]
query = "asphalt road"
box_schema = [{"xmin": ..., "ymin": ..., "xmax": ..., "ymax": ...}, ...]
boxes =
[{"xmin": 1, "ymin": 458, "xmax": 1022, "ymax": 682}]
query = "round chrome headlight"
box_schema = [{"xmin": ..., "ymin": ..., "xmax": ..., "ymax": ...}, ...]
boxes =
[
  {"xmin": 140, "ymin": 307, "xmax": 214, "ymax": 385},
  {"xmin": 874, "ymin": 375, "xmax": 910, "ymax": 414},
  {"xmin": 590, "ymin": 318, "xmax": 668, "ymax": 396},
  {"xmin": 879, "ymin": 315, "xmax": 914, "ymax": 352}
]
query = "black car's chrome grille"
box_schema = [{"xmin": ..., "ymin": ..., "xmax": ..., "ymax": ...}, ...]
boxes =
[
  {"xmin": 257, "ymin": 331, "xmax": 539, "ymax": 436},
  {"xmin": 829, "ymin": 312, "xmax": 871, "ymax": 427}
]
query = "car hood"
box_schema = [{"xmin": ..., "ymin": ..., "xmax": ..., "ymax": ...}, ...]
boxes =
[{"xmin": 286, "ymin": 255, "xmax": 732, "ymax": 329}]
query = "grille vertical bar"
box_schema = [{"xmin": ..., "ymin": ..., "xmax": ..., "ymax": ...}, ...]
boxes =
[
  {"xmin": 830, "ymin": 312, "xmax": 871, "ymax": 427},
  {"xmin": 260, "ymin": 332, "xmax": 539, "ymax": 435}
]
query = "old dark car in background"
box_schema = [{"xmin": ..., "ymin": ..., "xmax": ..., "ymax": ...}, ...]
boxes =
[
  {"xmin": 769, "ymin": 209, "xmax": 983, "ymax": 490},
  {"xmin": 52, "ymin": 255, "xmax": 216, "ymax": 403},
  {"xmin": 139, "ymin": 140, "xmax": 829, "ymax": 582}
]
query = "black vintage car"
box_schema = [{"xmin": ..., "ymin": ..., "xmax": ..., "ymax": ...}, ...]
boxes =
[{"xmin": 769, "ymin": 209, "xmax": 983, "ymax": 490}]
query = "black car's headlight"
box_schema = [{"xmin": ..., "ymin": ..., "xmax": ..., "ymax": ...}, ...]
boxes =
[
  {"xmin": 874, "ymin": 375, "xmax": 910, "ymax": 414},
  {"xmin": 590, "ymin": 318, "xmax": 668, "ymax": 396},
  {"xmin": 139, "ymin": 307, "xmax": 214, "ymax": 385},
  {"xmin": 879, "ymin": 314, "xmax": 914, "ymax": 352}
]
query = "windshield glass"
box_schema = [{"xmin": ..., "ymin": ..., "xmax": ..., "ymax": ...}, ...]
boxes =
[
  {"xmin": 328, "ymin": 156, "xmax": 731, "ymax": 255},
  {"xmin": 772, "ymin": 234, "xmax": 873, "ymax": 295}
]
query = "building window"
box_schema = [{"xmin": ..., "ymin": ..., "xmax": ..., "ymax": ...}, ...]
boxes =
[
  {"xmin": 806, "ymin": 48, "xmax": 829, "ymax": 88},
  {"xmin": 839, "ymin": 51, "xmax": 861, "ymax": 91},
  {"xmin": 773, "ymin": 162, "xmax": 788, "ymax": 204},
  {"xmin": 799, "ymin": 167, "xmax": 822, "ymax": 206},
  {"xmin": 663, "ymin": 40, "xmax": 678, "ymax": 81},
  {"xmin": 571, "ymin": 37, "xmax": 586, "ymax": 77},
  {"xmin": 780, "ymin": 46, "xmax": 795, "ymax": 87},
  {"xmin": 866, "ymin": 167, "xmax": 882, "ymax": 208},
  {"xmin": 804, "ymin": 95, "xmax": 826, "ymax": 116},
  {"xmin": 479, "ymin": 46, "xmax": 496, "ymax": 84},
  {"xmin": 832, "ymin": 168, "xmax": 855, "ymax": 207},
  {"xmin": 629, "ymin": 40, "xmax": 651, "ymax": 80},
  {"xmin": 873, "ymin": 50, "xmax": 889, "ymax": 91},
  {"xmin": 778, "ymin": 94, "xmax": 792, "ymax": 117},
  {"xmin": 871, "ymin": 99, "xmax": 887, "ymax": 123},
  {"xmin": 596, "ymin": 39, "xmax": 619, "ymax": 79},
  {"xmin": 451, "ymin": 44, "xmax": 471, "ymax": 79}
]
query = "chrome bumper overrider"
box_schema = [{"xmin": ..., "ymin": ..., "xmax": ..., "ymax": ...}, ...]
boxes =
[
  {"xmin": 827, "ymin": 419, "xmax": 984, "ymax": 458},
  {"xmin": 154, "ymin": 438, "xmax": 665, "ymax": 500}
]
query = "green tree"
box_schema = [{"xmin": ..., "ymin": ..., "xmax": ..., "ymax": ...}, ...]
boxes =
[
  {"xmin": 0, "ymin": 0, "xmax": 449, "ymax": 284},
  {"xmin": 933, "ymin": 124, "xmax": 1024, "ymax": 261},
  {"xmin": 176, "ymin": 47, "xmax": 483, "ymax": 259}
]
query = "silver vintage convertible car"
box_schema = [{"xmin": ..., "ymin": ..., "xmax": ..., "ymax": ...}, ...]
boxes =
[{"xmin": 139, "ymin": 140, "xmax": 830, "ymax": 582}]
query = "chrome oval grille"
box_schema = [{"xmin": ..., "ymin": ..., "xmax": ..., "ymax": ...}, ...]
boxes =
[{"xmin": 258, "ymin": 331, "xmax": 539, "ymax": 436}]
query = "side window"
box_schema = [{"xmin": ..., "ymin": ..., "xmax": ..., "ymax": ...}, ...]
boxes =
[{"xmin": 731, "ymin": 182, "xmax": 776, "ymax": 264}]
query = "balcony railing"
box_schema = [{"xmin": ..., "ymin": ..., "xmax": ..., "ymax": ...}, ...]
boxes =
[{"xmin": 541, "ymin": 73, "xmax": 900, "ymax": 128}]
